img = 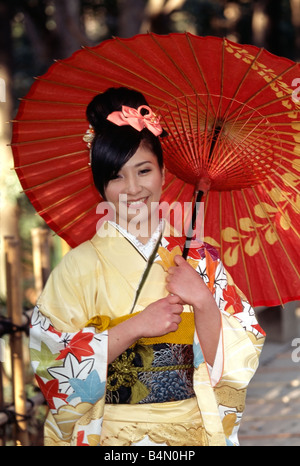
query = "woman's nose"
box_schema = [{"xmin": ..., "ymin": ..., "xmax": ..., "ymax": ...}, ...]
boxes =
[{"xmin": 125, "ymin": 175, "xmax": 142, "ymax": 195}]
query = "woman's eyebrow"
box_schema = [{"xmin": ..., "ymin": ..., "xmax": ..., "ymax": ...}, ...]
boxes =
[{"xmin": 134, "ymin": 160, "xmax": 154, "ymax": 168}]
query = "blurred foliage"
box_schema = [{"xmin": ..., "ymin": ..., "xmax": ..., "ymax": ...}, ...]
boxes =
[{"xmin": 5, "ymin": 0, "xmax": 299, "ymax": 111}]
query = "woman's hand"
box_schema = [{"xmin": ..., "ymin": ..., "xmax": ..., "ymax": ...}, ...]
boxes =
[
  {"xmin": 107, "ymin": 294, "xmax": 183, "ymax": 364},
  {"xmin": 166, "ymin": 255, "xmax": 214, "ymax": 310},
  {"xmin": 134, "ymin": 294, "xmax": 184, "ymax": 338},
  {"xmin": 166, "ymin": 254, "xmax": 221, "ymax": 366}
]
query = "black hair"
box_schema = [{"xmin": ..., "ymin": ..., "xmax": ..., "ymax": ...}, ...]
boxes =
[{"xmin": 86, "ymin": 87, "xmax": 164, "ymax": 198}]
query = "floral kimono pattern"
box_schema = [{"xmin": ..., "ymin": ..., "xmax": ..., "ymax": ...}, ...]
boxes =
[{"xmin": 29, "ymin": 221, "xmax": 265, "ymax": 446}]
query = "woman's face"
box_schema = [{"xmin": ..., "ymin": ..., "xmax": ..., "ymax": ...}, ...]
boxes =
[{"xmin": 104, "ymin": 144, "xmax": 164, "ymax": 239}]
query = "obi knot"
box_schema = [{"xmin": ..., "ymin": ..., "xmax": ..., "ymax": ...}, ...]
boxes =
[{"xmin": 107, "ymin": 351, "xmax": 138, "ymax": 391}]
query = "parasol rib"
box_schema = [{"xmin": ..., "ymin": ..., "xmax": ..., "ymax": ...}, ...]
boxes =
[
  {"xmin": 205, "ymin": 38, "xmax": 225, "ymax": 169},
  {"xmin": 185, "ymin": 33, "xmax": 218, "ymax": 119},
  {"xmin": 19, "ymin": 165, "xmax": 91, "ymax": 193},
  {"xmin": 224, "ymin": 61, "xmax": 298, "ymax": 122},
  {"xmin": 53, "ymin": 54, "xmax": 172, "ymax": 108},
  {"xmin": 221, "ymin": 44, "xmax": 264, "ymax": 123},
  {"xmin": 33, "ymin": 76, "xmax": 106, "ymax": 95},
  {"xmin": 35, "ymin": 184, "xmax": 97, "ymax": 216},
  {"xmin": 230, "ymin": 191, "xmax": 253, "ymax": 304},
  {"xmin": 18, "ymin": 97, "xmax": 86, "ymax": 107},
  {"xmin": 54, "ymin": 202, "xmax": 100, "ymax": 236},
  {"xmin": 150, "ymin": 33, "xmax": 203, "ymax": 97},
  {"xmin": 271, "ymin": 165, "xmax": 300, "ymax": 197},
  {"xmin": 13, "ymin": 150, "xmax": 86, "ymax": 169},
  {"xmin": 85, "ymin": 37, "xmax": 187, "ymax": 104},
  {"xmin": 11, "ymin": 133, "xmax": 87, "ymax": 146},
  {"xmin": 241, "ymin": 190, "xmax": 283, "ymax": 305},
  {"xmin": 261, "ymin": 182, "xmax": 300, "ymax": 238},
  {"xmin": 251, "ymin": 186, "xmax": 300, "ymax": 281}
]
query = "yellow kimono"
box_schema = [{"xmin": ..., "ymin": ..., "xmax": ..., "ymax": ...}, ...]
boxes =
[{"xmin": 29, "ymin": 221, "xmax": 265, "ymax": 446}]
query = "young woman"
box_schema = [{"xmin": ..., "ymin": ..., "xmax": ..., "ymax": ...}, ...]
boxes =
[{"xmin": 30, "ymin": 87, "xmax": 265, "ymax": 446}]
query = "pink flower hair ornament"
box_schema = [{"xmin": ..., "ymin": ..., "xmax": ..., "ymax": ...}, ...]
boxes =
[
  {"xmin": 83, "ymin": 105, "xmax": 164, "ymax": 160},
  {"xmin": 107, "ymin": 105, "xmax": 163, "ymax": 136}
]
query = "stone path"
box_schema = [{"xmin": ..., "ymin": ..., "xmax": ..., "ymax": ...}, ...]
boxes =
[{"xmin": 239, "ymin": 341, "xmax": 300, "ymax": 446}]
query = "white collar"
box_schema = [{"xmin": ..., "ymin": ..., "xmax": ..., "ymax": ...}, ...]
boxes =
[{"xmin": 108, "ymin": 220, "xmax": 164, "ymax": 260}]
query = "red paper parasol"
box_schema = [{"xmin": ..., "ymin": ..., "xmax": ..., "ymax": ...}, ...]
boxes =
[{"xmin": 11, "ymin": 33, "xmax": 300, "ymax": 307}]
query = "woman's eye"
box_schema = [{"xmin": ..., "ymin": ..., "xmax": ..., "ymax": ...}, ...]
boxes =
[{"xmin": 139, "ymin": 168, "xmax": 151, "ymax": 175}]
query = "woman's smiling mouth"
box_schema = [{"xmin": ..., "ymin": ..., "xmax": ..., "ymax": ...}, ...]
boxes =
[{"xmin": 127, "ymin": 197, "xmax": 149, "ymax": 208}]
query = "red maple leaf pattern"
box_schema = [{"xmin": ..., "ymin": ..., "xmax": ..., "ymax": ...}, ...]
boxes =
[
  {"xmin": 223, "ymin": 285, "xmax": 244, "ymax": 314},
  {"xmin": 77, "ymin": 430, "xmax": 89, "ymax": 446},
  {"xmin": 35, "ymin": 375, "xmax": 68, "ymax": 409},
  {"xmin": 165, "ymin": 235, "xmax": 219, "ymax": 261},
  {"xmin": 252, "ymin": 323, "xmax": 266, "ymax": 336},
  {"xmin": 48, "ymin": 325, "xmax": 62, "ymax": 337},
  {"xmin": 56, "ymin": 330, "xmax": 95, "ymax": 362},
  {"xmin": 165, "ymin": 236, "xmax": 202, "ymax": 260}
]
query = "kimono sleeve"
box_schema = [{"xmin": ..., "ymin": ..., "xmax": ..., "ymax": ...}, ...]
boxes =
[
  {"xmin": 210, "ymin": 258, "xmax": 266, "ymax": 387},
  {"xmin": 193, "ymin": 255, "xmax": 266, "ymax": 445},
  {"xmin": 29, "ymin": 251, "xmax": 108, "ymax": 445}
]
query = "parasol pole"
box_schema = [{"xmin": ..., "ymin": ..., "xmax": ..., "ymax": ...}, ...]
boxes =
[
  {"xmin": 182, "ymin": 126, "xmax": 220, "ymax": 259},
  {"xmin": 182, "ymin": 189, "xmax": 204, "ymax": 259}
]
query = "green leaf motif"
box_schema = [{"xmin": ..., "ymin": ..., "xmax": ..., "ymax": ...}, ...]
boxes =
[
  {"xmin": 30, "ymin": 341, "xmax": 64, "ymax": 380},
  {"xmin": 130, "ymin": 378, "xmax": 150, "ymax": 404},
  {"xmin": 135, "ymin": 344, "xmax": 154, "ymax": 370}
]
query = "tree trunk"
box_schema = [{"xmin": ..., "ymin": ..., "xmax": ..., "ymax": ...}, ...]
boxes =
[
  {"xmin": 118, "ymin": 0, "xmax": 148, "ymax": 37},
  {"xmin": 53, "ymin": 0, "xmax": 90, "ymax": 58},
  {"xmin": 290, "ymin": 0, "xmax": 300, "ymax": 59},
  {"xmin": 0, "ymin": 1, "xmax": 20, "ymax": 298}
]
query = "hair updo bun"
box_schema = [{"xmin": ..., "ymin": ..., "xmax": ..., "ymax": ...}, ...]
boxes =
[{"xmin": 86, "ymin": 87, "xmax": 149, "ymax": 133}]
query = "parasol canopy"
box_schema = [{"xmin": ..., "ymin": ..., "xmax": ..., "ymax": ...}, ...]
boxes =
[{"xmin": 11, "ymin": 33, "xmax": 300, "ymax": 307}]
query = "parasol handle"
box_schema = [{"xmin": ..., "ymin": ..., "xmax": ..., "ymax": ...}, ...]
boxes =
[{"xmin": 182, "ymin": 190, "xmax": 204, "ymax": 260}]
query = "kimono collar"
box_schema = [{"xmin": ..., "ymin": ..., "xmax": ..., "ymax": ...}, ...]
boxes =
[
  {"xmin": 91, "ymin": 220, "xmax": 166, "ymax": 262},
  {"xmin": 107, "ymin": 220, "xmax": 164, "ymax": 260}
]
